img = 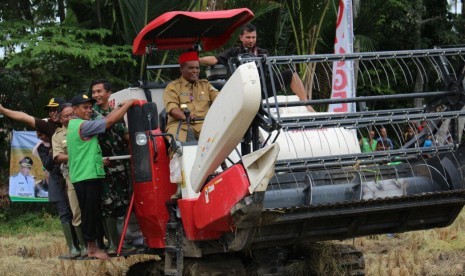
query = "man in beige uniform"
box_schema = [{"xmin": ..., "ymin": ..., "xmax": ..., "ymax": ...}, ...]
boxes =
[
  {"xmin": 163, "ymin": 51, "xmax": 219, "ymax": 142},
  {"xmin": 52, "ymin": 103, "xmax": 87, "ymax": 257}
]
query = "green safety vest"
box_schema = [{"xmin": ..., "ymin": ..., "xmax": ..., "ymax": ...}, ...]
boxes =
[
  {"xmin": 67, "ymin": 118, "xmax": 105, "ymax": 183},
  {"xmin": 360, "ymin": 137, "xmax": 377, "ymax": 153}
]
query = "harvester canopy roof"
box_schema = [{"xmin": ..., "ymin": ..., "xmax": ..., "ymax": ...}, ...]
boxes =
[{"xmin": 132, "ymin": 8, "xmax": 254, "ymax": 55}]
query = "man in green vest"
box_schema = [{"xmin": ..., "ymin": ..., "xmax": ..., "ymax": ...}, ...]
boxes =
[
  {"xmin": 67, "ymin": 93, "xmax": 135, "ymax": 260},
  {"xmin": 359, "ymin": 130, "xmax": 377, "ymax": 153}
]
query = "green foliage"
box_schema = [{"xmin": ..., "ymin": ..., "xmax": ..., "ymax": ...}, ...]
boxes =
[
  {"xmin": 0, "ymin": 19, "xmax": 138, "ymax": 115},
  {"xmin": 0, "ymin": 21, "xmax": 134, "ymax": 69},
  {"xmin": 0, "ymin": 203, "xmax": 60, "ymax": 235}
]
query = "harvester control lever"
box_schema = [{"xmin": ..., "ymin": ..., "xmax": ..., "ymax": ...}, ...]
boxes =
[{"xmin": 181, "ymin": 104, "xmax": 191, "ymax": 125}]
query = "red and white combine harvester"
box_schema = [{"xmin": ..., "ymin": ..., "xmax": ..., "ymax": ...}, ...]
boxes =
[{"xmin": 110, "ymin": 8, "xmax": 465, "ymax": 275}]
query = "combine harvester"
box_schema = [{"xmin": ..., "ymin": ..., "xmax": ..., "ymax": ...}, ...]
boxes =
[{"xmin": 110, "ymin": 8, "xmax": 465, "ymax": 275}]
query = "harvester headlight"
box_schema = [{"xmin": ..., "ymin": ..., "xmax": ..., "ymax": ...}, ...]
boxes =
[{"xmin": 135, "ymin": 132, "xmax": 147, "ymax": 146}]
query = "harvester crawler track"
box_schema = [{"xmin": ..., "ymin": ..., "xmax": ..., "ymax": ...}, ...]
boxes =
[{"xmin": 332, "ymin": 244, "xmax": 366, "ymax": 276}]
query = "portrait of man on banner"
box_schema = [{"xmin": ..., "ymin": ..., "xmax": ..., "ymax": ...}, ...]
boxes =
[{"xmin": 8, "ymin": 130, "xmax": 48, "ymax": 202}]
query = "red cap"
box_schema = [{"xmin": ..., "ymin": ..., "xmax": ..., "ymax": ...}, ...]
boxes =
[{"xmin": 179, "ymin": 51, "xmax": 199, "ymax": 64}]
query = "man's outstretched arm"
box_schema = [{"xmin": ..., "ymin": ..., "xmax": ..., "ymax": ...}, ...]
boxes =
[
  {"xmin": 199, "ymin": 56, "xmax": 218, "ymax": 66},
  {"xmin": 0, "ymin": 104, "xmax": 36, "ymax": 127},
  {"xmin": 105, "ymin": 99, "xmax": 135, "ymax": 129}
]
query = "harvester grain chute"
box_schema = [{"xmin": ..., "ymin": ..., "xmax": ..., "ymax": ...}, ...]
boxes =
[{"xmin": 107, "ymin": 8, "xmax": 465, "ymax": 275}]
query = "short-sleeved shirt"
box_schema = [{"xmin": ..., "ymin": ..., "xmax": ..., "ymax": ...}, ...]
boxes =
[
  {"xmin": 67, "ymin": 116, "xmax": 106, "ymax": 139},
  {"xmin": 80, "ymin": 119, "xmax": 106, "ymax": 138},
  {"xmin": 163, "ymin": 76, "xmax": 219, "ymax": 133},
  {"xmin": 52, "ymin": 126, "xmax": 69, "ymax": 177},
  {"xmin": 52, "ymin": 126, "xmax": 67, "ymax": 159}
]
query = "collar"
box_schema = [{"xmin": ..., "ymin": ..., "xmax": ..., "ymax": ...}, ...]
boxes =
[
  {"xmin": 240, "ymin": 45, "xmax": 258, "ymax": 55},
  {"xmin": 93, "ymin": 104, "xmax": 112, "ymax": 113},
  {"xmin": 180, "ymin": 76, "xmax": 197, "ymax": 87}
]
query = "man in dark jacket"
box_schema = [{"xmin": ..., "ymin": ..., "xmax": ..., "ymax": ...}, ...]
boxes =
[{"xmin": 200, "ymin": 23, "xmax": 315, "ymax": 112}]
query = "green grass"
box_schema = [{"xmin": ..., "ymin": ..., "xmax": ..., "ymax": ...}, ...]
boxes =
[{"xmin": 0, "ymin": 202, "xmax": 61, "ymax": 235}]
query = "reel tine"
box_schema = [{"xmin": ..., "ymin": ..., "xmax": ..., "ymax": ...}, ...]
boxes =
[
  {"xmin": 322, "ymin": 61, "xmax": 333, "ymax": 92},
  {"xmin": 313, "ymin": 63, "xmax": 321, "ymax": 92},
  {"xmin": 393, "ymin": 58, "xmax": 409, "ymax": 85},
  {"xmin": 377, "ymin": 59, "xmax": 391, "ymax": 88},
  {"xmin": 301, "ymin": 129, "xmax": 315, "ymax": 157},
  {"xmin": 368, "ymin": 59, "xmax": 382, "ymax": 85},
  {"xmin": 412, "ymin": 57, "xmax": 427, "ymax": 86},
  {"xmin": 360, "ymin": 60, "xmax": 374, "ymax": 88},
  {"xmin": 356, "ymin": 60, "xmax": 366, "ymax": 86},
  {"xmin": 426, "ymin": 56, "xmax": 445, "ymax": 83},
  {"xmin": 400, "ymin": 58, "xmax": 415, "ymax": 84},
  {"xmin": 385, "ymin": 58, "xmax": 398, "ymax": 85},
  {"xmin": 443, "ymin": 55, "xmax": 458, "ymax": 79}
]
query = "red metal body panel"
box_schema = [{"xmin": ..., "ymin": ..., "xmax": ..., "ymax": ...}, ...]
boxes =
[
  {"xmin": 132, "ymin": 8, "xmax": 253, "ymax": 54},
  {"xmin": 132, "ymin": 130, "xmax": 177, "ymax": 248},
  {"xmin": 178, "ymin": 164, "xmax": 250, "ymax": 240},
  {"xmin": 178, "ymin": 199, "xmax": 223, "ymax": 241},
  {"xmin": 194, "ymin": 164, "xmax": 250, "ymax": 230}
]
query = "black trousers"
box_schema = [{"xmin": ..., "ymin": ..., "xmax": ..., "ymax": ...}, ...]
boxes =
[
  {"xmin": 74, "ymin": 179, "xmax": 103, "ymax": 241},
  {"xmin": 48, "ymin": 170, "xmax": 73, "ymax": 224}
]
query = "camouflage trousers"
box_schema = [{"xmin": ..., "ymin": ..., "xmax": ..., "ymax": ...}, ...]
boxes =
[{"xmin": 101, "ymin": 169, "xmax": 131, "ymax": 218}]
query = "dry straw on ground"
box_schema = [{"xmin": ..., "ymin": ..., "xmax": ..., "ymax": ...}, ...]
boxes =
[
  {"xmin": 0, "ymin": 232, "xmax": 158, "ymax": 276},
  {"xmin": 1, "ymin": 211, "xmax": 465, "ymax": 275}
]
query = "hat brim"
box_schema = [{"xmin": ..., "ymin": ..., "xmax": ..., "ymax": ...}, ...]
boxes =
[
  {"xmin": 73, "ymin": 98, "xmax": 96, "ymax": 106},
  {"xmin": 20, "ymin": 163, "xmax": 32, "ymax": 168},
  {"xmin": 43, "ymin": 104, "xmax": 60, "ymax": 110}
]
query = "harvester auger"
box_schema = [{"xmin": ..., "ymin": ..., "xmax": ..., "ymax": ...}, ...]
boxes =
[{"xmin": 107, "ymin": 8, "xmax": 465, "ymax": 276}]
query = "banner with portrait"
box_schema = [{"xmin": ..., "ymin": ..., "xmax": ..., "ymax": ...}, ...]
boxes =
[{"xmin": 9, "ymin": 130, "xmax": 48, "ymax": 202}]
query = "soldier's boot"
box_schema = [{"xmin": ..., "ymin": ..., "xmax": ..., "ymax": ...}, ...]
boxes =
[
  {"xmin": 104, "ymin": 217, "xmax": 136, "ymax": 254},
  {"xmin": 74, "ymin": 225, "xmax": 88, "ymax": 257},
  {"xmin": 61, "ymin": 222, "xmax": 80, "ymax": 258}
]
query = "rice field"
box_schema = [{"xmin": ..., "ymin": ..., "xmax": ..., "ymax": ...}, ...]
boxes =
[{"xmin": 1, "ymin": 211, "xmax": 465, "ymax": 275}]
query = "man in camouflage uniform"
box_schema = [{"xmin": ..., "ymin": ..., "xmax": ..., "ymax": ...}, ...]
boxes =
[{"xmin": 91, "ymin": 79, "xmax": 134, "ymax": 253}]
